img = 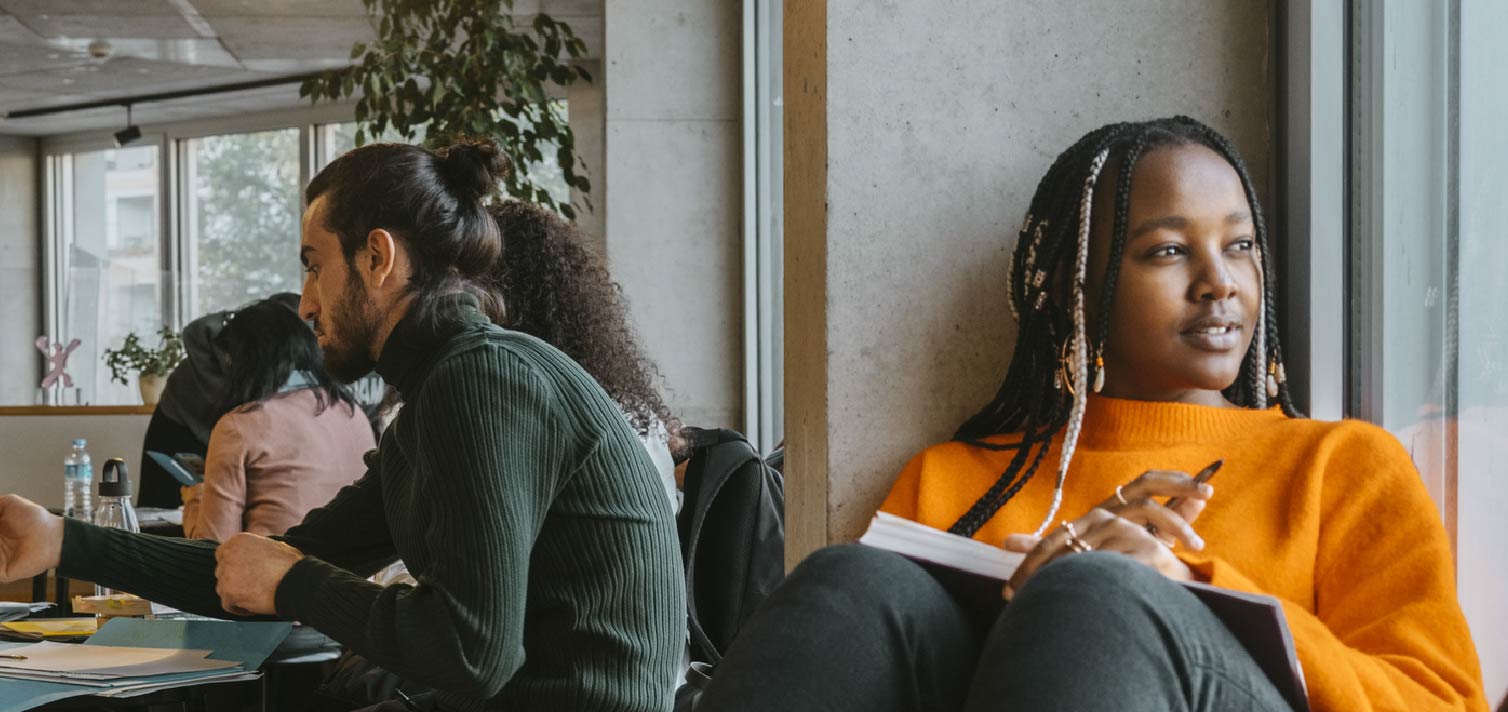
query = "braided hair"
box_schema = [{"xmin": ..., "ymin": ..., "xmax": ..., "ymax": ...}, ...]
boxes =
[{"xmin": 948, "ymin": 116, "xmax": 1302, "ymax": 539}]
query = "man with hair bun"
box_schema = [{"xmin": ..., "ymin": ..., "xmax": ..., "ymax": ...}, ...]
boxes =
[{"xmin": 0, "ymin": 139, "xmax": 685, "ymax": 712}]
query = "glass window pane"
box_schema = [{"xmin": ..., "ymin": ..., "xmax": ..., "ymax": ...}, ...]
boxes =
[
  {"xmin": 1455, "ymin": 0, "xmax": 1508, "ymax": 699},
  {"xmin": 183, "ymin": 129, "xmax": 302, "ymax": 317},
  {"xmin": 56, "ymin": 145, "xmax": 163, "ymax": 406}
]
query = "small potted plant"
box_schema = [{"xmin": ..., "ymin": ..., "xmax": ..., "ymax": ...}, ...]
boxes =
[{"xmin": 103, "ymin": 328, "xmax": 185, "ymax": 406}]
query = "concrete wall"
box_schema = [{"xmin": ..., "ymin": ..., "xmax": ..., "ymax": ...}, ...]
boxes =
[
  {"xmin": 603, "ymin": 1, "xmax": 744, "ymax": 429},
  {"xmin": 785, "ymin": 0, "xmax": 1275, "ymax": 557},
  {"xmin": 0, "ymin": 134, "xmax": 39, "ymax": 406},
  {"xmin": 0, "ymin": 415, "xmax": 151, "ymax": 509}
]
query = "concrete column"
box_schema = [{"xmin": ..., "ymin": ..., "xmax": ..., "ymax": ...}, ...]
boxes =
[
  {"xmin": 603, "ymin": 1, "xmax": 744, "ymax": 429},
  {"xmin": 783, "ymin": 0, "xmax": 1275, "ymax": 564},
  {"xmin": 0, "ymin": 135, "xmax": 39, "ymax": 405}
]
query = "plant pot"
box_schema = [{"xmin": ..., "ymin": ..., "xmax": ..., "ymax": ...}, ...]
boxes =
[{"xmin": 138, "ymin": 373, "xmax": 168, "ymax": 406}]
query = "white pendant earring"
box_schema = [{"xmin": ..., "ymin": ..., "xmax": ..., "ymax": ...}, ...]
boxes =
[{"xmin": 1092, "ymin": 350, "xmax": 1106, "ymax": 394}]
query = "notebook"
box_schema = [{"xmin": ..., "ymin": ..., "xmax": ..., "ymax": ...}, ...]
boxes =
[{"xmin": 858, "ymin": 512, "xmax": 1310, "ymax": 712}]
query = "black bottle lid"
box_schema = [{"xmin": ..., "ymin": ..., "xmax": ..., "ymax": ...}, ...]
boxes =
[{"xmin": 98, "ymin": 458, "xmax": 132, "ymax": 498}]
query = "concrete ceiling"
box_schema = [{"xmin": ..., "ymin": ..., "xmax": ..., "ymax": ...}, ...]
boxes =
[{"xmin": 0, "ymin": 0, "xmax": 601, "ymax": 136}]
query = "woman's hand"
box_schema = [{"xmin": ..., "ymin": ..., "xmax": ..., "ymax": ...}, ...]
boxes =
[
  {"xmin": 1095, "ymin": 469, "xmax": 1215, "ymax": 540},
  {"xmin": 1000, "ymin": 469, "xmax": 1214, "ymax": 599},
  {"xmin": 180, "ymin": 484, "xmax": 203, "ymax": 507}
]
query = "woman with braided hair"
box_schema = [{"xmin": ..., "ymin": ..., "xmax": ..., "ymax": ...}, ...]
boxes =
[{"xmin": 698, "ymin": 117, "xmax": 1486, "ymax": 711}]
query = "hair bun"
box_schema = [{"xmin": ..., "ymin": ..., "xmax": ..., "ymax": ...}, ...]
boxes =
[{"xmin": 436, "ymin": 138, "xmax": 511, "ymax": 202}]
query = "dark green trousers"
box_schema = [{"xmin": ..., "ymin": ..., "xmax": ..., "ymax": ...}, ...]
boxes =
[{"xmin": 697, "ymin": 545, "xmax": 1295, "ymax": 712}]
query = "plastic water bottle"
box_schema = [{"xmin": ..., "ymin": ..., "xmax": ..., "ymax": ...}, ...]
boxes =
[
  {"xmin": 93, "ymin": 458, "xmax": 140, "ymax": 598},
  {"xmin": 63, "ymin": 439, "xmax": 93, "ymax": 521}
]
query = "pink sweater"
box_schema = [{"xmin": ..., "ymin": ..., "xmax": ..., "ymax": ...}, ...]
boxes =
[{"xmin": 182, "ymin": 389, "xmax": 375, "ymax": 540}]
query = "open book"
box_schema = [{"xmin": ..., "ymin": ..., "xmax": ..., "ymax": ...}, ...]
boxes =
[{"xmin": 859, "ymin": 512, "xmax": 1310, "ymax": 712}]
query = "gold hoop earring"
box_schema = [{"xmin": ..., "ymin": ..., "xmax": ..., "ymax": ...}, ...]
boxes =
[{"xmin": 1056, "ymin": 340, "xmax": 1076, "ymax": 395}]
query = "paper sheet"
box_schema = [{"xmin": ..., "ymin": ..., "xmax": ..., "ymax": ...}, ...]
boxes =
[{"xmin": 0, "ymin": 641, "xmax": 237, "ymax": 679}]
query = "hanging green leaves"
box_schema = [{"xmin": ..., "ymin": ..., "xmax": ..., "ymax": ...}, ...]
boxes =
[{"xmin": 301, "ymin": 0, "xmax": 593, "ymax": 219}]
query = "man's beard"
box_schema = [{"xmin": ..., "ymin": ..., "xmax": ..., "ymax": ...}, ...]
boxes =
[{"xmin": 319, "ymin": 275, "xmax": 382, "ymax": 384}]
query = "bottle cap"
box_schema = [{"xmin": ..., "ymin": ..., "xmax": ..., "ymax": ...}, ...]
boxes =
[
  {"xmin": 98, "ymin": 458, "xmax": 132, "ymax": 497},
  {"xmin": 73, "ymin": 438, "xmax": 86, "ymax": 447}
]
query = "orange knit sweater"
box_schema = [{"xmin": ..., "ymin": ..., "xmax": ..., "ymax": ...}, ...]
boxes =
[{"xmin": 881, "ymin": 396, "xmax": 1486, "ymax": 712}]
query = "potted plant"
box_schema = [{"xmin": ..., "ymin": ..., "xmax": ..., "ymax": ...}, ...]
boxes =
[
  {"xmin": 103, "ymin": 328, "xmax": 185, "ymax": 406},
  {"xmin": 301, "ymin": 0, "xmax": 594, "ymax": 218}
]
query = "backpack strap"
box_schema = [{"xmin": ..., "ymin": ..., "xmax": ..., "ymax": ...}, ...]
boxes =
[{"xmin": 679, "ymin": 428, "xmax": 766, "ymax": 663}]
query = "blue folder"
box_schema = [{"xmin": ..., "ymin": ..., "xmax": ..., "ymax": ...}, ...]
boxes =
[{"xmin": 0, "ymin": 618, "xmax": 292, "ymax": 712}]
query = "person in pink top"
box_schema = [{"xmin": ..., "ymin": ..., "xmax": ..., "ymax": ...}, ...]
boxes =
[{"xmin": 181, "ymin": 297, "xmax": 375, "ymax": 541}]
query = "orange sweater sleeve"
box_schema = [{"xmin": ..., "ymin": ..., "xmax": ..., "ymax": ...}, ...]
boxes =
[{"xmin": 1179, "ymin": 424, "xmax": 1486, "ymax": 712}]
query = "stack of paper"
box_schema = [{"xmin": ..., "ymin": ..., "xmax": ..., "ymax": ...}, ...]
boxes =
[
  {"xmin": 0, "ymin": 641, "xmax": 240, "ymax": 682},
  {"xmin": 0, "ymin": 618, "xmax": 292, "ymax": 712}
]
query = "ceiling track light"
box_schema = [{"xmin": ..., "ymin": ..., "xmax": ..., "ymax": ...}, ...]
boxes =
[{"xmin": 113, "ymin": 104, "xmax": 141, "ymax": 147}]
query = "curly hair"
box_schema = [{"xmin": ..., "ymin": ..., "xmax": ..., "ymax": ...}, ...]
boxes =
[{"xmin": 486, "ymin": 200, "xmax": 683, "ymax": 452}]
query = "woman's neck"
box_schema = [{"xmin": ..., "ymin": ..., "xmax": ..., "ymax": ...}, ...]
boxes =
[{"xmin": 1096, "ymin": 382, "xmax": 1235, "ymax": 408}]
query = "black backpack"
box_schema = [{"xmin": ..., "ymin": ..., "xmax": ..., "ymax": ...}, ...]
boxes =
[{"xmin": 676, "ymin": 427, "xmax": 786, "ymax": 665}]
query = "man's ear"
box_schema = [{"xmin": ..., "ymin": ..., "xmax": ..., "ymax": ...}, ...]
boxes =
[{"xmin": 365, "ymin": 228, "xmax": 399, "ymax": 287}]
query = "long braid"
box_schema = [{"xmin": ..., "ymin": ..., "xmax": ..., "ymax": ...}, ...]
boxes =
[
  {"xmin": 949, "ymin": 125, "xmax": 1131, "ymax": 536},
  {"xmin": 948, "ymin": 116, "xmax": 1307, "ymax": 539},
  {"xmin": 1030, "ymin": 147, "xmax": 1110, "ymax": 536},
  {"xmin": 1091, "ymin": 133, "xmax": 1153, "ymax": 378}
]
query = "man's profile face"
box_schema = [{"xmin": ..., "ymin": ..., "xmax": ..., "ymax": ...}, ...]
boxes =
[{"xmin": 298, "ymin": 196, "xmax": 382, "ymax": 383}]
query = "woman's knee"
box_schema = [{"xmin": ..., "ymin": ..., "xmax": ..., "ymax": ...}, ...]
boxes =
[
  {"xmin": 1010, "ymin": 552, "xmax": 1176, "ymax": 618},
  {"xmin": 780, "ymin": 545, "xmax": 963, "ymax": 625},
  {"xmin": 786, "ymin": 545, "xmax": 934, "ymax": 599}
]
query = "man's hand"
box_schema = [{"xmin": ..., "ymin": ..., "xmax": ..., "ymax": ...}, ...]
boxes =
[
  {"xmin": 214, "ymin": 533, "xmax": 303, "ymax": 616},
  {"xmin": 0, "ymin": 495, "xmax": 63, "ymax": 582}
]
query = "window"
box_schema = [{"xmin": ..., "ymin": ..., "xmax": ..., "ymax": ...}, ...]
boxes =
[
  {"xmin": 182, "ymin": 128, "xmax": 303, "ymax": 317},
  {"xmin": 317, "ymin": 115, "xmax": 571, "ymax": 205},
  {"xmin": 45, "ymin": 144, "xmax": 165, "ymax": 406},
  {"xmin": 1317, "ymin": 0, "xmax": 1508, "ymax": 699}
]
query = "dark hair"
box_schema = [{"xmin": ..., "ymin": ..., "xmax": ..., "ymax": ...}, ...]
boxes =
[
  {"xmin": 948, "ymin": 116, "xmax": 1302, "ymax": 538},
  {"xmin": 303, "ymin": 138, "xmax": 513, "ymax": 323},
  {"xmin": 486, "ymin": 200, "xmax": 683, "ymax": 450},
  {"xmin": 214, "ymin": 297, "xmax": 357, "ymax": 417}
]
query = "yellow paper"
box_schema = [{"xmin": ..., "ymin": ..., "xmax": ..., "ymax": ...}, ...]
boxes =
[{"xmin": 2, "ymin": 618, "xmax": 99, "ymax": 637}]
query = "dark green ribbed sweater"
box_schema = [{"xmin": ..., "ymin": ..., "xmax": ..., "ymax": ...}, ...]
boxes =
[{"xmin": 60, "ymin": 295, "xmax": 685, "ymax": 711}]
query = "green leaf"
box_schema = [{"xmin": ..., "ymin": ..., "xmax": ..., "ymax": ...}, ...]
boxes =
[
  {"xmin": 548, "ymin": 65, "xmax": 574, "ymax": 85},
  {"xmin": 350, "ymin": 41, "xmax": 367, "ymax": 60}
]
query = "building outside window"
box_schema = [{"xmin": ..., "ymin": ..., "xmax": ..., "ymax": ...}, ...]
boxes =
[{"xmin": 46, "ymin": 144, "xmax": 163, "ymax": 406}]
